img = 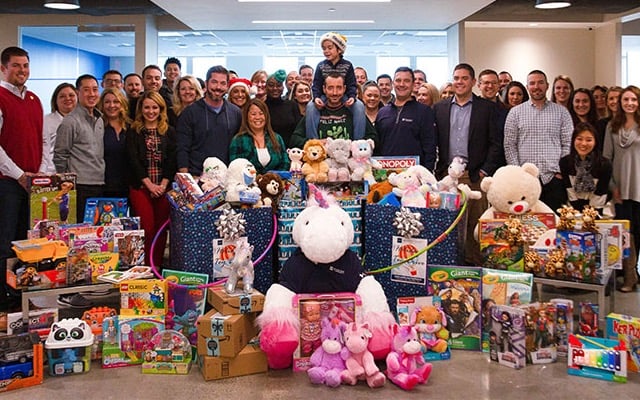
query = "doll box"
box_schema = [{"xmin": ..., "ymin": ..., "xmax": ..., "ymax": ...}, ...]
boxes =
[
  {"xmin": 488, "ymin": 305, "xmax": 526, "ymax": 369},
  {"xmin": 101, "ymin": 315, "xmax": 165, "ymax": 368},
  {"xmin": 28, "ymin": 173, "xmax": 77, "ymax": 227},
  {"xmin": 196, "ymin": 309, "xmax": 258, "ymax": 358},
  {"xmin": 206, "ymin": 286, "xmax": 265, "ymax": 315},
  {"xmin": 550, "ymin": 299, "xmax": 574, "ymax": 357},
  {"xmin": 45, "ymin": 319, "xmax": 94, "ymax": 376},
  {"xmin": 605, "ymin": 313, "xmax": 640, "ymax": 373},
  {"xmin": 519, "ymin": 302, "xmax": 558, "ymax": 364},
  {"xmin": 170, "ymin": 207, "xmax": 275, "ymax": 294},
  {"xmin": 199, "ymin": 342, "xmax": 267, "ymax": 381},
  {"xmin": 119, "ymin": 279, "xmax": 167, "ymax": 316},
  {"xmin": 0, "ymin": 338, "xmax": 43, "ymax": 393},
  {"xmin": 292, "ymin": 292, "xmax": 361, "ymax": 372}
]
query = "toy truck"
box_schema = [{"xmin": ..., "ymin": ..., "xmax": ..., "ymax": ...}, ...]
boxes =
[
  {"xmin": 0, "ymin": 332, "xmax": 40, "ymax": 365},
  {"xmin": 8, "ymin": 238, "xmax": 68, "ymax": 289}
]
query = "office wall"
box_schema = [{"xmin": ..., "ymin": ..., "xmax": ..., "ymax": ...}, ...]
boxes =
[{"xmin": 464, "ymin": 25, "xmax": 600, "ymax": 90}]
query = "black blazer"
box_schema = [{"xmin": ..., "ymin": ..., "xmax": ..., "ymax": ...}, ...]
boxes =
[
  {"xmin": 125, "ymin": 125, "xmax": 177, "ymax": 188},
  {"xmin": 433, "ymin": 94, "xmax": 504, "ymax": 182}
]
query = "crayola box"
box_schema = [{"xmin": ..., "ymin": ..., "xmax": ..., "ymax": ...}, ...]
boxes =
[
  {"xmin": 606, "ymin": 313, "xmax": 640, "ymax": 373},
  {"xmin": 120, "ymin": 279, "xmax": 167, "ymax": 316},
  {"xmin": 481, "ymin": 269, "xmax": 533, "ymax": 352},
  {"xmin": 428, "ymin": 265, "xmax": 482, "ymax": 350},
  {"xmin": 163, "ymin": 269, "xmax": 209, "ymax": 346}
]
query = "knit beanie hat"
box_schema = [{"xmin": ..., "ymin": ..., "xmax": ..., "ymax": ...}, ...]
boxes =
[
  {"xmin": 268, "ymin": 69, "xmax": 287, "ymax": 84},
  {"xmin": 320, "ymin": 32, "xmax": 347, "ymax": 53}
]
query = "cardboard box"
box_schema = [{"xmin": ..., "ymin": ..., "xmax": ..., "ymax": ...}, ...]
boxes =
[
  {"xmin": 198, "ymin": 342, "xmax": 267, "ymax": 381},
  {"xmin": 0, "ymin": 340, "xmax": 43, "ymax": 393},
  {"xmin": 28, "ymin": 173, "xmax": 77, "ymax": 227},
  {"xmin": 196, "ymin": 309, "xmax": 257, "ymax": 358},
  {"xmin": 478, "ymin": 219, "xmax": 525, "ymax": 272},
  {"xmin": 207, "ymin": 286, "xmax": 265, "ymax": 315},
  {"xmin": 556, "ymin": 230, "xmax": 599, "ymax": 283},
  {"xmin": 605, "ymin": 313, "xmax": 640, "ymax": 373}
]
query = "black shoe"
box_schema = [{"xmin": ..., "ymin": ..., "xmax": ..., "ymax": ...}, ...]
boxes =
[{"xmin": 57, "ymin": 293, "xmax": 93, "ymax": 308}]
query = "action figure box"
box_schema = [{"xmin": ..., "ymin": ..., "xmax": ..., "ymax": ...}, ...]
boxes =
[
  {"xmin": 396, "ymin": 296, "xmax": 451, "ymax": 361},
  {"xmin": 292, "ymin": 292, "xmax": 361, "ymax": 371},
  {"xmin": 488, "ymin": 304, "xmax": 526, "ymax": 369},
  {"xmin": 45, "ymin": 318, "xmax": 94, "ymax": 376},
  {"xmin": 101, "ymin": 315, "xmax": 165, "ymax": 368},
  {"xmin": 28, "ymin": 173, "xmax": 77, "ymax": 227},
  {"xmin": 427, "ymin": 265, "xmax": 482, "ymax": 350},
  {"xmin": 605, "ymin": 313, "xmax": 640, "ymax": 373},
  {"xmin": 163, "ymin": 269, "xmax": 209, "ymax": 346},
  {"xmin": 199, "ymin": 341, "xmax": 267, "ymax": 381},
  {"xmin": 519, "ymin": 302, "xmax": 558, "ymax": 364},
  {"xmin": 206, "ymin": 285, "xmax": 265, "ymax": 316},
  {"xmin": 578, "ymin": 302, "xmax": 600, "ymax": 337},
  {"xmin": 6, "ymin": 308, "xmax": 58, "ymax": 339},
  {"xmin": 8, "ymin": 238, "xmax": 69, "ymax": 289},
  {"xmin": 478, "ymin": 219, "xmax": 525, "ymax": 272},
  {"xmin": 83, "ymin": 197, "xmax": 129, "ymax": 225},
  {"xmin": 141, "ymin": 330, "xmax": 193, "ymax": 375},
  {"xmin": 0, "ymin": 334, "xmax": 43, "ymax": 393},
  {"xmin": 556, "ymin": 230, "xmax": 599, "ymax": 283},
  {"xmin": 567, "ymin": 334, "xmax": 627, "ymax": 383},
  {"xmin": 481, "ymin": 269, "xmax": 533, "ymax": 352},
  {"xmin": 196, "ymin": 309, "xmax": 258, "ymax": 358},
  {"xmin": 113, "ymin": 230, "xmax": 145, "ymax": 270},
  {"xmin": 170, "ymin": 207, "xmax": 275, "ymax": 294},
  {"xmin": 363, "ymin": 204, "xmax": 464, "ymax": 311},
  {"xmin": 119, "ymin": 279, "xmax": 167, "ymax": 316},
  {"xmin": 550, "ymin": 299, "xmax": 574, "ymax": 357}
]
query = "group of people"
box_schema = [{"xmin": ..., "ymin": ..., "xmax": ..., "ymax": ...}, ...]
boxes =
[{"xmin": 1, "ymin": 30, "xmax": 639, "ymax": 309}]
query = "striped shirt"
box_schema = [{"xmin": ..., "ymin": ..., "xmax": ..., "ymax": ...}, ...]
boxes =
[{"xmin": 504, "ymin": 99, "xmax": 573, "ymax": 184}]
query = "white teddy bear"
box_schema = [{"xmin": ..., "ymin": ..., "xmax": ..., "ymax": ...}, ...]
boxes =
[
  {"xmin": 287, "ymin": 147, "xmax": 304, "ymax": 173},
  {"xmin": 224, "ymin": 158, "xmax": 262, "ymax": 204},
  {"xmin": 388, "ymin": 165, "xmax": 437, "ymax": 208},
  {"xmin": 348, "ymin": 139, "xmax": 381, "ymax": 186},
  {"xmin": 199, "ymin": 157, "xmax": 227, "ymax": 193},
  {"xmin": 474, "ymin": 163, "xmax": 556, "ymax": 239}
]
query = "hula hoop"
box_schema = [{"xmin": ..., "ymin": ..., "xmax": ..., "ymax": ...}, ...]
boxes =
[
  {"xmin": 149, "ymin": 213, "xmax": 278, "ymax": 289},
  {"xmin": 365, "ymin": 190, "xmax": 468, "ymax": 275}
]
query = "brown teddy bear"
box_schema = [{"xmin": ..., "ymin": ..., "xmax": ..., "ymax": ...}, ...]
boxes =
[
  {"xmin": 301, "ymin": 139, "xmax": 329, "ymax": 183},
  {"xmin": 256, "ymin": 172, "xmax": 285, "ymax": 212},
  {"xmin": 410, "ymin": 305, "xmax": 449, "ymax": 353}
]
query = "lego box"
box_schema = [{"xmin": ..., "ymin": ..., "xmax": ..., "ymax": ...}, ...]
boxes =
[
  {"xmin": 199, "ymin": 342, "xmax": 267, "ymax": 381},
  {"xmin": 207, "ymin": 286, "xmax": 265, "ymax": 315},
  {"xmin": 196, "ymin": 309, "xmax": 258, "ymax": 358},
  {"xmin": 119, "ymin": 279, "xmax": 167, "ymax": 316}
]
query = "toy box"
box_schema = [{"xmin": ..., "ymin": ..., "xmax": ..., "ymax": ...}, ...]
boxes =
[
  {"xmin": 80, "ymin": 307, "xmax": 117, "ymax": 360},
  {"xmin": 0, "ymin": 334, "xmax": 43, "ymax": 393},
  {"xmin": 428, "ymin": 265, "xmax": 482, "ymax": 350},
  {"xmin": 206, "ymin": 285, "xmax": 265, "ymax": 315},
  {"xmin": 141, "ymin": 330, "xmax": 192, "ymax": 374},
  {"xmin": 520, "ymin": 302, "xmax": 558, "ymax": 364},
  {"xmin": 425, "ymin": 191, "xmax": 461, "ymax": 211},
  {"xmin": 120, "ymin": 279, "xmax": 167, "ymax": 316},
  {"xmin": 101, "ymin": 315, "xmax": 165, "ymax": 368},
  {"xmin": 6, "ymin": 308, "xmax": 58, "ymax": 339},
  {"xmin": 478, "ymin": 219, "xmax": 525, "ymax": 272},
  {"xmin": 396, "ymin": 296, "xmax": 451, "ymax": 361},
  {"xmin": 550, "ymin": 298, "xmax": 574, "ymax": 357},
  {"xmin": 579, "ymin": 302, "xmax": 600, "ymax": 337},
  {"xmin": 481, "ymin": 269, "xmax": 533, "ymax": 352},
  {"xmin": 292, "ymin": 292, "xmax": 361, "ymax": 371},
  {"xmin": 593, "ymin": 220, "xmax": 630, "ymax": 270},
  {"xmin": 199, "ymin": 341, "xmax": 267, "ymax": 381},
  {"xmin": 97, "ymin": 266, "xmax": 153, "ymax": 283},
  {"xmin": 556, "ymin": 230, "xmax": 599, "ymax": 283},
  {"xmin": 196, "ymin": 309, "xmax": 258, "ymax": 358},
  {"xmin": 28, "ymin": 173, "xmax": 77, "ymax": 227},
  {"xmin": 163, "ymin": 269, "xmax": 209, "ymax": 346},
  {"xmin": 273, "ymin": 171, "xmax": 304, "ymax": 202},
  {"xmin": 83, "ymin": 197, "xmax": 129, "ymax": 225},
  {"xmin": 567, "ymin": 334, "xmax": 627, "ymax": 383},
  {"xmin": 488, "ymin": 305, "xmax": 526, "ymax": 369},
  {"xmin": 371, "ymin": 155, "xmax": 420, "ymax": 183},
  {"xmin": 493, "ymin": 212, "xmax": 556, "ymax": 246},
  {"xmin": 45, "ymin": 318, "xmax": 94, "ymax": 376},
  {"xmin": 113, "ymin": 230, "xmax": 145, "ymax": 269},
  {"xmin": 87, "ymin": 252, "xmax": 119, "ymax": 282},
  {"xmin": 605, "ymin": 313, "xmax": 640, "ymax": 373},
  {"xmin": 8, "ymin": 238, "xmax": 69, "ymax": 289}
]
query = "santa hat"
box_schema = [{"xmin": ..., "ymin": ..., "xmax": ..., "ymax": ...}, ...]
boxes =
[
  {"xmin": 320, "ymin": 32, "xmax": 347, "ymax": 53},
  {"xmin": 228, "ymin": 77, "xmax": 254, "ymax": 95}
]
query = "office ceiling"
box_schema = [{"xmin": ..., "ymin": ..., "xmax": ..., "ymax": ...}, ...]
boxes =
[{"xmin": 2, "ymin": 0, "xmax": 640, "ymax": 57}]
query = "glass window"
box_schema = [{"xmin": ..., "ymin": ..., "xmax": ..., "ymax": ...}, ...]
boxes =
[
  {"xmin": 622, "ymin": 35, "xmax": 640, "ymax": 87},
  {"xmin": 376, "ymin": 57, "xmax": 410, "ymax": 78},
  {"xmin": 192, "ymin": 57, "xmax": 227, "ymax": 81}
]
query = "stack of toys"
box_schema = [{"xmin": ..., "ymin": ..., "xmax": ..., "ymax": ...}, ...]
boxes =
[{"xmin": 197, "ymin": 285, "xmax": 267, "ymax": 380}]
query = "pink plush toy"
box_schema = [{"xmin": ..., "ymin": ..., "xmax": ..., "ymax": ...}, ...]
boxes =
[
  {"xmin": 341, "ymin": 322, "xmax": 386, "ymax": 388},
  {"xmin": 307, "ymin": 318, "xmax": 347, "ymax": 387},
  {"xmin": 385, "ymin": 324, "xmax": 433, "ymax": 390},
  {"xmin": 411, "ymin": 305, "xmax": 449, "ymax": 353}
]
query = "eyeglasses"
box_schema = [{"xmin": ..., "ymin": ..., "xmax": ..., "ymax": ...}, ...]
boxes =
[{"xmin": 104, "ymin": 79, "xmax": 122, "ymax": 85}]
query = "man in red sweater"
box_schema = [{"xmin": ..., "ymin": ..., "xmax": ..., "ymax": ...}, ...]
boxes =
[{"xmin": 0, "ymin": 46, "xmax": 45, "ymax": 311}]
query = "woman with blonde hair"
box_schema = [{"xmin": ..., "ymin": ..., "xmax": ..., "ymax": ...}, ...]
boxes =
[
  {"xmin": 416, "ymin": 82, "xmax": 440, "ymax": 107},
  {"xmin": 172, "ymin": 75, "xmax": 203, "ymax": 119},
  {"xmin": 551, "ymin": 75, "xmax": 574, "ymax": 109},
  {"xmin": 440, "ymin": 82, "xmax": 454, "ymax": 100},
  {"xmin": 99, "ymin": 88, "xmax": 131, "ymax": 198},
  {"xmin": 229, "ymin": 98, "xmax": 289, "ymax": 174},
  {"xmin": 251, "ymin": 69, "xmax": 268, "ymax": 101},
  {"xmin": 126, "ymin": 91, "xmax": 177, "ymax": 269}
]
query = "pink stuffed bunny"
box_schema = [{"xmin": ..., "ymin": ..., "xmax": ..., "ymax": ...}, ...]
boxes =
[
  {"xmin": 385, "ymin": 324, "xmax": 432, "ymax": 390},
  {"xmin": 340, "ymin": 322, "xmax": 386, "ymax": 388},
  {"xmin": 307, "ymin": 318, "xmax": 347, "ymax": 387}
]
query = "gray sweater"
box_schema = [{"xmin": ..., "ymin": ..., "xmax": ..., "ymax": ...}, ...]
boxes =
[{"xmin": 53, "ymin": 105, "xmax": 105, "ymax": 185}]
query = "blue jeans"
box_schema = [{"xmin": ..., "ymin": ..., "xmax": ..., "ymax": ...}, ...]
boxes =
[
  {"xmin": 305, "ymin": 95, "xmax": 365, "ymax": 140},
  {"xmin": 0, "ymin": 179, "xmax": 29, "ymax": 287}
]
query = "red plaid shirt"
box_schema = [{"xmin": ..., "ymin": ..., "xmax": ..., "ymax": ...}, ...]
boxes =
[{"xmin": 144, "ymin": 128, "xmax": 162, "ymax": 185}]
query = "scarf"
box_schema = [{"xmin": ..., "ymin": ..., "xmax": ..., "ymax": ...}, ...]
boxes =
[{"xmin": 574, "ymin": 155, "xmax": 595, "ymax": 193}]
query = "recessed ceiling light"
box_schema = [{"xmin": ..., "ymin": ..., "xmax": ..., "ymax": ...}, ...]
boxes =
[
  {"xmin": 328, "ymin": 8, "xmax": 336, "ymax": 12},
  {"xmin": 44, "ymin": 0, "xmax": 80, "ymax": 10},
  {"xmin": 253, "ymin": 20, "xmax": 374, "ymax": 24},
  {"xmin": 534, "ymin": 0, "xmax": 571, "ymax": 9},
  {"xmin": 239, "ymin": 0, "xmax": 389, "ymax": 2}
]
